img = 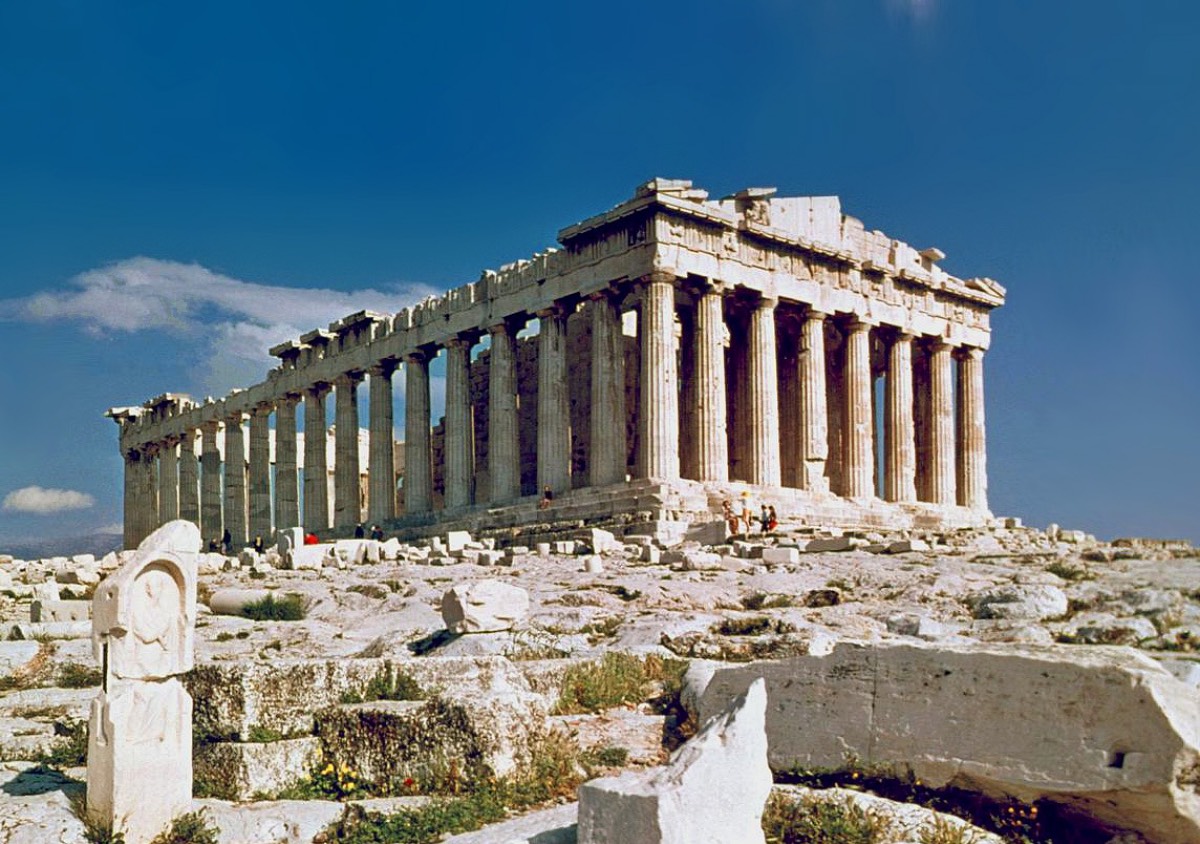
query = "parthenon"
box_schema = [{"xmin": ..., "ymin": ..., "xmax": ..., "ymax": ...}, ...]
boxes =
[{"xmin": 107, "ymin": 178, "xmax": 1005, "ymax": 550}]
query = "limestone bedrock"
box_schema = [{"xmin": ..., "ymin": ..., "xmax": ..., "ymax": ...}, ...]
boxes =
[{"xmin": 577, "ymin": 677, "xmax": 771, "ymax": 844}]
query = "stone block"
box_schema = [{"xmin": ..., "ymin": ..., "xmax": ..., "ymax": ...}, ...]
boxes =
[
  {"xmin": 137, "ymin": 519, "xmax": 202, "ymax": 555},
  {"xmin": 691, "ymin": 642, "xmax": 1200, "ymax": 844},
  {"xmin": 885, "ymin": 539, "xmax": 931, "ymax": 554},
  {"xmin": 447, "ymin": 530, "xmax": 473, "ymax": 554},
  {"xmin": 583, "ymin": 556, "xmax": 604, "ymax": 574},
  {"xmin": 9, "ymin": 621, "xmax": 91, "ymax": 640},
  {"xmin": 289, "ymin": 543, "xmax": 332, "ymax": 570},
  {"xmin": 967, "ymin": 584, "xmax": 1067, "ymax": 621},
  {"xmin": 803, "ymin": 537, "xmax": 855, "ymax": 552},
  {"xmin": 576, "ymin": 528, "xmax": 620, "ymax": 554},
  {"xmin": 476, "ymin": 550, "xmax": 505, "ymax": 566},
  {"xmin": 0, "ymin": 640, "xmax": 42, "ymax": 675},
  {"xmin": 761, "ymin": 547, "xmax": 800, "ymax": 565},
  {"xmin": 578, "ymin": 678, "xmax": 770, "ymax": 844},
  {"xmin": 30, "ymin": 599, "xmax": 90, "ymax": 623},
  {"xmin": 208, "ymin": 588, "xmax": 272, "ymax": 616},
  {"xmin": 553, "ymin": 540, "xmax": 577, "ymax": 555},
  {"xmin": 194, "ymin": 736, "xmax": 321, "ymax": 801},
  {"xmin": 442, "ymin": 580, "xmax": 530, "ymax": 633},
  {"xmin": 685, "ymin": 520, "xmax": 729, "ymax": 548}
]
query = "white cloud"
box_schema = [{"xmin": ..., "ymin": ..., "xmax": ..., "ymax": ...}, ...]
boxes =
[
  {"xmin": 0, "ymin": 257, "xmax": 438, "ymax": 395},
  {"xmin": 887, "ymin": 0, "xmax": 936, "ymax": 21},
  {"xmin": 3, "ymin": 486, "xmax": 96, "ymax": 514}
]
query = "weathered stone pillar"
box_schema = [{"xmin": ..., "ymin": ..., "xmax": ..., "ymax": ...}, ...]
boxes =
[
  {"xmin": 842, "ymin": 318, "xmax": 875, "ymax": 499},
  {"xmin": 694, "ymin": 282, "xmax": 728, "ymax": 482},
  {"xmin": 678, "ymin": 304, "xmax": 698, "ymax": 480},
  {"xmin": 589, "ymin": 292, "xmax": 627, "ymax": 487},
  {"xmin": 637, "ymin": 274, "xmax": 680, "ymax": 481},
  {"xmin": 334, "ymin": 372, "xmax": 363, "ymax": 528},
  {"xmin": 303, "ymin": 384, "xmax": 331, "ymax": 532},
  {"xmin": 884, "ymin": 331, "xmax": 917, "ymax": 503},
  {"xmin": 274, "ymin": 395, "xmax": 300, "ymax": 531},
  {"xmin": 122, "ymin": 451, "xmax": 140, "ymax": 549},
  {"xmin": 404, "ymin": 351, "xmax": 433, "ymax": 515},
  {"xmin": 488, "ymin": 321, "xmax": 521, "ymax": 504},
  {"xmin": 158, "ymin": 438, "xmax": 179, "ymax": 525},
  {"xmin": 248, "ymin": 404, "xmax": 272, "ymax": 541},
  {"xmin": 367, "ymin": 362, "xmax": 397, "ymax": 524},
  {"xmin": 928, "ymin": 340, "xmax": 956, "ymax": 506},
  {"xmin": 746, "ymin": 295, "xmax": 781, "ymax": 486},
  {"xmin": 141, "ymin": 446, "xmax": 160, "ymax": 541},
  {"xmin": 199, "ymin": 421, "xmax": 222, "ymax": 544},
  {"xmin": 444, "ymin": 336, "xmax": 476, "ymax": 509},
  {"xmin": 797, "ymin": 309, "xmax": 829, "ymax": 492},
  {"xmin": 956, "ymin": 346, "xmax": 988, "ymax": 510},
  {"xmin": 537, "ymin": 305, "xmax": 572, "ymax": 496},
  {"xmin": 223, "ymin": 412, "xmax": 247, "ymax": 546},
  {"xmin": 178, "ymin": 430, "xmax": 199, "ymax": 527}
]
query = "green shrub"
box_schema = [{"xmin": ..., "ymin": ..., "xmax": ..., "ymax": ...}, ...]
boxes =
[
  {"xmin": 240, "ymin": 593, "xmax": 306, "ymax": 621},
  {"xmin": 149, "ymin": 811, "xmax": 219, "ymax": 844},
  {"xmin": 715, "ymin": 616, "xmax": 776, "ymax": 636},
  {"xmin": 39, "ymin": 719, "xmax": 88, "ymax": 769},
  {"xmin": 761, "ymin": 792, "xmax": 892, "ymax": 844},
  {"xmin": 742, "ymin": 592, "xmax": 794, "ymax": 610},
  {"xmin": 919, "ymin": 814, "xmax": 983, "ymax": 844},
  {"xmin": 553, "ymin": 652, "xmax": 652, "ymax": 714},
  {"xmin": 69, "ymin": 791, "xmax": 125, "ymax": 844},
  {"xmin": 340, "ymin": 669, "xmax": 424, "ymax": 705},
  {"xmin": 58, "ymin": 662, "xmax": 102, "ymax": 688}
]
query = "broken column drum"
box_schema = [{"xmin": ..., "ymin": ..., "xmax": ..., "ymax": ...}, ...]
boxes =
[{"xmin": 107, "ymin": 179, "xmax": 1005, "ymax": 546}]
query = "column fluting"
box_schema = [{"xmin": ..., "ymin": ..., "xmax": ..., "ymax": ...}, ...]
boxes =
[
  {"xmin": 158, "ymin": 437, "xmax": 179, "ymax": 525},
  {"xmin": 746, "ymin": 295, "xmax": 781, "ymax": 486},
  {"xmin": 303, "ymin": 384, "xmax": 331, "ymax": 531},
  {"xmin": 637, "ymin": 274, "xmax": 680, "ymax": 481},
  {"xmin": 798, "ymin": 310, "xmax": 829, "ymax": 492},
  {"xmin": 444, "ymin": 337, "xmax": 476, "ymax": 509},
  {"xmin": 956, "ymin": 346, "xmax": 988, "ymax": 510},
  {"xmin": 488, "ymin": 322, "xmax": 521, "ymax": 504},
  {"xmin": 537, "ymin": 306, "xmax": 571, "ymax": 496},
  {"xmin": 589, "ymin": 293, "xmax": 627, "ymax": 487},
  {"xmin": 367, "ymin": 362, "xmax": 397, "ymax": 524},
  {"xmin": 200, "ymin": 421, "xmax": 222, "ymax": 544},
  {"xmin": 884, "ymin": 331, "xmax": 917, "ymax": 503},
  {"xmin": 843, "ymin": 318, "xmax": 875, "ymax": 499},
  {"xmin": 274, "ymin": 396, "xmax": 300, "ymax": 530},
  {"xmin": 178, "ymin": 430, "xmax": 200, "ymax": 526},
  {"xmin": 404, "ymin": 352, "xmax": 433, "ymax": 514},
  {"xmin": 223, "ymin": 413, "xmax": 247, "ymax": 546},
  {"xmin": 694, "ymin": 282, "xmax": 728, "ymax": 482},
  {"xmin": 928, "ymin": 340, "xmax": 956, "ymax": 505},
  {"xmin": 248, "ymin": 404, "xmax": 273, "ymax": 540},
  {"xmin": 334, "ymin": 372, "xmax": 363, "ymax": 528}
]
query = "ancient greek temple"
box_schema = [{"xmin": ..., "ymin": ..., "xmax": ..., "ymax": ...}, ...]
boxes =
[{"xmin": 108, "ymin": 179, "xmax": 1005, "ymax": 550}]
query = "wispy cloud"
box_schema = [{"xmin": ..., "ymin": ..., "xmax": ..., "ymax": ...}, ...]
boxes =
[
  {"xmin": 886, "ymin": 0, "xmax": 937, "ymax": 22},
  {"xmin": 3, "ymin": 486, "xmax": 95, "ymax": 514},
  {"xmin": 0, "ymin": 257, "xmax": 436, "ymax": 394}
]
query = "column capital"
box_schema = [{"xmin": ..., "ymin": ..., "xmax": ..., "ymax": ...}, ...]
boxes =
[
  {"xmin": 304, "ymin": 381, "xmax": 332, "ymax": 398},
  {"xmin": 754, "ymin": 292, "xmax": 779, "ymax": 310},
  {"xmin": 251, "ymin": 402, "xmax": 273, "ymax": 418},
  {"xmin": 804, "ymin": 307, "xmax": 829, "ymax": 322},
  {"xmin": 333, "ymin": 370, "xmax": 364, "ymax": 388},
  {"xmin": 535, "ymin": 300, "xmax": 574, "ymax": 320},
  {"xmin": 200, "ymin": 418, "xmax": 221, "ymax": 433},
  {"xmin": 844, "ymin": 315, "xmax": 876, "ymax": 333},
  {"xmin": 637, "ymin": 270, "xmax": 676, "ymax": 287},
  {"xmin": 444, "ymin": 330, "xmax": 480, "ymax": 350},
  {"xmin": 404, "ymin": 348, "xmax": 432, "ymax": 366},
  {"xmin": 224, "ymin": 410, "xmax": 247, "ymax": 425},
  {"xmin": 956, "ymin": 345, "xmax": 986, "ymax": 361},
  {"xmin": 367, "ymin": 358, "xmax": 399, "ymax": 378},
  {"xmin": 161, "ymin": 433, "xmax": 182, "ymax": 448}
]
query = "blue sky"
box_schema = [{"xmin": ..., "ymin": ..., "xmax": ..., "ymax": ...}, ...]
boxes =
[{"xmin": 0, "ymin": 0, "xmax": 1196, "ymax": 545}]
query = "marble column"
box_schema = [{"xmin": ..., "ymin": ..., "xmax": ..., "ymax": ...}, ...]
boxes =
[
  {"xmin": 488, "ymin": 321, "xmax": 521, "ymax": 504},
  {"xmin": 842, "ymin": 318, "xmax": 875, "ymax": 499},
  {"xmin": 274, "ymin": 395, "xmax": 300, "ymax": 531},
  {"xmin": 884, "ymin": 331, "xmax": 917, "ymax": 503},
  {"xmin": 537, "ymin": 305, "xmax": 571, "ymax": 495},
  {"xmin": 404, "ymin": 351, "xmax": 433, "ymax": 515},
  {"xmin": 223, "ymin": 412, "xmax": 247, "ymax": 546},
  {"xmin": 303, "ymin": 384, "xmax": 331, "ymax": 532},
  {"xmin": 158, "ymin": 437, "xmax": 180, "ymax": 524},
  {"xmin": 122, "ymin": 450, "xmax": 140, "ymax": 549},
  {"xmin": 589, "ymin": 293, "xmax": 626, "ymax": 487},
  {"xmin": 334, "ymin": 372, "xmax": 363, "ymax": 528},
  {"xmin": 444, "ymin": 336, "xmax": 476, "ymax": 509},
  {"xmin": 745, "ymin": 295, "xmax": 781, "ymax": 486},
  {"xmin": 637, "ymin": 274, "xmax": 680, "ymax": 481},
  {"xmin": 248, "ymin": 404, "xmax": 272, "ymax": 541},
  {"xmin": 956, "ymin": 346, "xmax": 988, "ymax": 510},
  {"xmin": 797, "ymin": 310, "xmax": 829, "ymax": 492},
  {"xmin": 200, "ymin": 421, "xmax": 222, "ymax": 544},
  {"xmin": 693, "ymin": 282, "xmax": 728, "ymax": 482},
  {"xmin": 928, "ymin": 340, "xmax": 956, "ymax": 506},
  {"xmin": 367, "ymin": 362, "xmax": 397, "ymax": 524},
  {"xmin": 678, "ymin": 305, "xmax": 698, "ymax": 480},
  {"xmin": 178, "ymin": 430, "xmax": 200, "ymax": 526}
]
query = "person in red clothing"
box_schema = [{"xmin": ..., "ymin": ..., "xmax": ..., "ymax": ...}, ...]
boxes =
[{"xmin": 304, "ymin": 532, "xmax": 319, "ymax": 545}]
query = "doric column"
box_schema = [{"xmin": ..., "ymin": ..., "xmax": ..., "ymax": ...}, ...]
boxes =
[
  {"xmin": 404, "ymin": 351, "xmax": 433, "ymax": 514},
  {"xmin": 589, "ymin": 292, "xmax": 627, "ymax": 487},
  {"xmin": 159, "ymin": 437, "xmax": 180, "ymax": 524},
  {"xmin": 303, "ymin": 383, "xmax": 331, "ymax": 531},
  {"xmin": 537, "ymin": 304, "xmax": 571, "ymax": 495},
  {"xmin": 884, "ymin": 331, "xmax": 917, "ymax": 503},
  {"xmin": 223, "ymin": 412, "xmax": 247, "ymax": 546},
  {"xmin": 797, "ymin": 309, "xmax": 829, "ymax": 492},
  {"xmin": 367, "ymin": 362, "xmax": 397, "ymax": 524},
  {"xmin": 444, "ymin": 336, "xmax": 476, "ymax": 509},
  {"xmin": 178, "ymin": 430, "xmax": 200, "ymax": 526},
  {"xmin": 488, "ymin": 321, "xmax": 521, "ymax": 504},
  {"xmin": 637, "ymin": 274, "xmax": 680, "ymax": 481},
  {"xmin": 956, "ymin": 346, "xmax": 988, "ymax": 510},
  {"xmin": 248, "ymin": 404, "xmax": 273, "ymax": 540},
  {"xmin": 274, "ymin": 395, "xmax": 300, "ymax": 530},
  {"xmin": 200, "ymin": 420, "xmax": 222, "ymax": 543},
  {"xmin": 122, "ymin": 450, "xmax": 140, "ymax": 549},
  {"xmin": 694, "ymin": 281, "xmax": 729, "ymax": 482},
  {"xmin": 334, "ymin": 372, "xmax": 363, "ymax": 528},
  {"xmin": 928, "ymin": 339, "xmax": 956, "ymax": 505},
  {"xmin": 746, "ymin": 294, "xmax": 781, "ymax": 486},
  {"xmin": 842, "ymin": 318, "xmax": 875, "ymax": 499}
]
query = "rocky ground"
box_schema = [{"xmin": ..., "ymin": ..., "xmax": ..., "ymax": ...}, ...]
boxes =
[{"xmin": 0, "ymin": 519, "xmax": 1197, "ymax": 843}]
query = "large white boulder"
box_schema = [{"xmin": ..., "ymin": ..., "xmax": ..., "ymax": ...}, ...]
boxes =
[
  {"xmin": 578, "ymin": 678, "xmax": 771, "ymax": 844},
  {"xmin": 968, "ymin": 583, "xmax": 1068, "ymax": 620},
  {"xmin": 690, "ymin": 642, "xmax": 1200, "ymax": 844},
  {"xmin": 137, "ymin": 519, "xmax": 202, "ymax": 554},
  {"xmin": 441, "ymin": 580, "xmax": 530, "ymax": 634}
]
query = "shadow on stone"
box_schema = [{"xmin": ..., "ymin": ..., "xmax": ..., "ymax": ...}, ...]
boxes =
[
  {"xmin": 0, "ymin": 764, "xmax": 84, "ymax": 797},
  {"xmin": 408, "ymin": 629, "xmax": 460, "ymax": 655}
]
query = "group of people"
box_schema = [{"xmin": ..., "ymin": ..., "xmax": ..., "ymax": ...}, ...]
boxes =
[
  {"xmin": 722, "ymin": 492, "xmax": 778, "ymax": 537},
  {"xmin": 354, "ymin": 523, "xmax": 387, "ymax": 541}
]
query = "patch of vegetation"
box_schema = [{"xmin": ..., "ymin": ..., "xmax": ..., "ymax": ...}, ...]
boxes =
[
  {"xmin": 1045, "ymin": 561, "xmax": 1092, "ymax": 581},
  {"xmin": 600, "ymin": 584, "xmax": 642, "ymax": 602},
  {"xmin": 761, "ymin": 791, "xmax": 892, "ymax": 844},
  {"xmin": 742, "ymin": 592, "xmax": 794, "ymax": 611},
  {"xmin": 579, "ymin": 616, "xmax": 622, "ymax": 644},
  {"xmin": 554, "ymin": 652, "xmax": 687, "ymax": 717},
  {"xmin": 58, "ymin": 662, "xmax": 102, "ymax": 688},
  {"xmin": 919, "ymin": 814, "xmax": 983, "ymax": 844},
  {"xmin": 582, "ymin": 745, "xmax": 629, "ymax": 767},
  {"xmin": 383, "ymin": 579, "xmax": 411, "ymax": 594},
  {"xmin": 240, "ymin": 592, "xmax": 306, "ymax": 621},
  {"xmin": 246, "ymin": 725, "xmax": 286, "ymax": 743},
  {"xmin": 714, "ymin": 616, "xmax": 795, "ymax": 636},
  {"xmin": 348, "ymin": 583, "xmax": 390, "ymax": 600},
  {"xmin": 504, "ymin": 627, "xmax": 572, "ymax": 661},
  {"xmin": 70, "ymin": 791, "xmax": 125, "ymax": 844},
  {"xmin": 38, "ymin": 719, "xmax": 88, "ymax": 769},
  {"xmin": 149, "ymin": 811, "xmax": 219, "ymax": 844},
  {"xmin": 214, "ymin": 632, "xmax": 235, "ymax": 642},
  {"xmin": 339, "ymin": 669, "xmax": 425, "ymax": 705}
]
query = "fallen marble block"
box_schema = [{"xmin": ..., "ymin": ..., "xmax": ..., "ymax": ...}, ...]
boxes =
[
  {"xmin": 208, "ymin": 588, "xmax": 272, "ymax": 616},
  {"xmin": 30, "ymin": 599, "xmax": 90, "ymax": 623},
  {"xmin": 441, "ymin": 579, "xmax": 530, "ymax": 634}
]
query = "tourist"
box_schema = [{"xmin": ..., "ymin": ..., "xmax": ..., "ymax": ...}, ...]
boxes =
[
  {"xmin": 304, "ymin": 532, "xmax": 319, "ymax": 545},
  {"xmin": 760, "ymin": 504, "xmax": 771, "ymax": 535},
  {"xmin": 539, "ymin": 485, "xmax": 555, "ymax": 510},
  {"xmin": 370, "ymin": 524, "xmax": 384, "ymax": 541},
  {"xmin": 354, "ymin": 523, "xmax": 365, "ymax": 539},
  {"xmin": 221, "ymin": 528, "xmax": 232, "ymax": 555},
  {"xmin": 767, "ymin": 505, "xmax": 778, "ymax": 533},
  {"xmin": 739, "ymin": 490, "xmax": 754, "ymax": 535},
  {"xmin": 253, "ymin": 535, "xmax": 264, "ymax": 554},
  {"xmin": 722, "ymin": 499, "xmax": 739, "ymax": 537}
]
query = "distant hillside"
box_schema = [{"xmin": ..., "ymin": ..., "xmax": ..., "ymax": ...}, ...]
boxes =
[{"xmin": 1, "ymin": 530, "xmax": 123, "ymax": 561}]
